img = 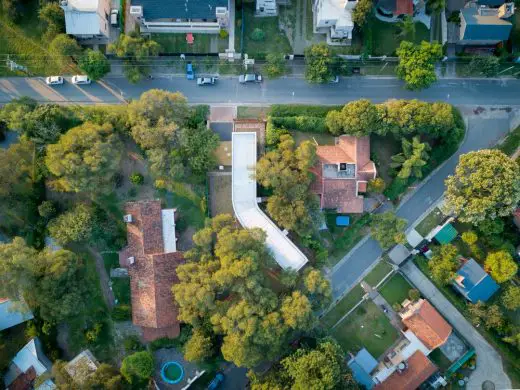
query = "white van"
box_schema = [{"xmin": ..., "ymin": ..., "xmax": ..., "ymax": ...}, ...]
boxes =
[
  {"xmin": 110, "ymin": 9, "xmax": 119, "ymax": 26},
  {"xmin": 71, "ymin": 75, "xmax": 91, "ymax": 85}
]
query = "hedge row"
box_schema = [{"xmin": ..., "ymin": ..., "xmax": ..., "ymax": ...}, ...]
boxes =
[
  {"xmin": 270, "ymin": 105, "xmax": 342, "ymax": 118},
  {"xmin": 271, "ymin": 116, "xmax": 328, "ymax": 133}
]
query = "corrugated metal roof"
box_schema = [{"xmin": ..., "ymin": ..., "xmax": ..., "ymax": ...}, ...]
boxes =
[
  {"xmin": 131, "ymin": 0, "xmax": 228, "ymax": 20},
  {"xmin": 64, "ymin": 10, "xmax": 102, "ymax": 35},
  {"xmin": 461, "ymin": 8, "xmax": 512, "ymax": 41},
  {"xmin": 434, "ymin": 223, "xmax": 458, "ymax": 245},
  {"xmin": 0, "ymin": 299, "xmax": 34, "ymax": 331},
  {"xmin": 453, "ymin": 258, "xmax": 500, "ymax": 303}
]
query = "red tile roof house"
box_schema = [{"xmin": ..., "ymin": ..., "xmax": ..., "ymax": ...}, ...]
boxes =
[
  {"xmin": 119, "ymin": 200, "xmax": 184, "ymax": 342},
  {"xmin": 310, "ymin": 135, "xmax": 376, "ymax": 214}
]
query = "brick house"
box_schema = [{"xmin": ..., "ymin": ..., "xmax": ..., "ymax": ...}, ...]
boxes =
[
  {"xmin": 310, "ymin": 135, "xmax": 376, "ymax": 214},
  {"xmin": 119, "ymin": 200, "xmax": 184, "ymax": 341}
]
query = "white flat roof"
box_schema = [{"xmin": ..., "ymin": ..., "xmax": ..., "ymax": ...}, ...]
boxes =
[
  {"xmin": 232, "ymin": 132, "xmax": 308, "ymax": 271},
  {"xmin": 64, "ymin": 11, "xmax": 102, "ymax": 35},
  {"xmin": 161, "ymin": 209, "xmax": 176, "ymax": 253}
]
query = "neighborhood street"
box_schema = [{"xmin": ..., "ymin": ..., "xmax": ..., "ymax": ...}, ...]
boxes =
[
  {"xmin": 329, "ymin": 111, "xmax": 514, "ymax": 299},
  {"xmin": 0, "ymin": 76, "xmax": 519, "ymax": 105}
]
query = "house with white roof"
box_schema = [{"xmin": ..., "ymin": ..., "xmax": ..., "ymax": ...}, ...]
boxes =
[
  {"xmin": 313, "ymin": 0, "xmax": 358, "ymax": 44},
  {"xmin": 0, "ymin": 298, "xmax": 34, "ymax": 332},
  {"xmin": 3, "ymin": 338, "xmax": 55, "ymax": 390},
  {"xmin": 60, "ymin": 0, "xmax": 111, "ymax": 39}
]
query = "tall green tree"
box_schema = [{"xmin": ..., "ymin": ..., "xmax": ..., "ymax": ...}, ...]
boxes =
[
  {"xmin": 49, "ymin": 34, "xmax": 82, "ymax": 70},
  {"xmin": 304, "ymin": 43, "xmax": 334, "ymax": 83},
  {"xmin": 120, "ymin": 351, "xmax": 154, "ymax": 384},
  {"xmin": 48, "ymin": 203, "xmax": 94, "ymax": 246},
  {"xmin": 256, "ymin": 135, "xmax": 320, "ymax": 236},
  {"xmin": 45, "ymin": 122, "xmax": 122, "ymax": 194},
  {"xmin": 444, "ymin": 149, "xmax": 520, "ymax": 224},
  {"xmin": 502, "ymin": 285, "xmax": 520, "ymax": 310},
  {"xmin": 390, "ymin": 136, "xmax": 430, "ymax": 179},
  {"xmin": 79, "ymin": 49, "xmax": 111, "ymax": 81},
  {"xmin": 484, "ymin": 250, "xmax": 518, "ymax": 283},
  {"xmin": 369, "ymin": 212, "xmax": 407, "ymax": 250},
  {"xmin": 428, "ymin": 244, "xmax": 459, "ymax": 285},
  {"xmin": 353, "ymin": 0, "xmax": 373, "ymax": 26},
  {"xmin": 183, "ymin": 329, "xmax": 214, "ymax": 362},
  {"xmin": 396, "ymin": 41, "xmax": 442, "ymax": 90},
  {"xmin": 109, "ymin": 32, "xmax": 161, "ymax": 83},
  {"xmin": 326, "ymin": 99, "xmax": 379, "ymax": 136},
  {"xmin": 265, "ymin": 53, "xmax": 287, "ymax": 79}
]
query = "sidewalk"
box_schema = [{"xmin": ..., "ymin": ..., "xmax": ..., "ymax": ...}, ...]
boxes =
[{"xmin": 401, "ymin": 261, "xmax": 512, "ymax": 389}]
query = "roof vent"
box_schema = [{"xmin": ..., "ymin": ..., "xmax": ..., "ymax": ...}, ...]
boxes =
[
  {"xmin": 123, "ymin": 214, "xmax": 133, "ymax": 223},
  {"xmin": 127, "ymin": 256, "xmax": 135, "ymax": 265},
  {"xmin": 338, "ymin": 163, "xmax": 347, "ymax": 171},
  {"xmin": 130, "ymin": 5, "xmax": 143, "ymax": 17}
]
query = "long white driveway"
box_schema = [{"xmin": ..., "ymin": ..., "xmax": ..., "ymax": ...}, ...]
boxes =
[{"xmin": 231, "ymin": 132, "xmax": 308, "ymax": 271}]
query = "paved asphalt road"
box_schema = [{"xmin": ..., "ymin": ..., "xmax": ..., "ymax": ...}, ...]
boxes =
[
  {"xmin": 329, "ymin": 113, "xmax": 513, "ymax": 299},
  {"xmin": 0, "ymin": 76, "xmax": 520, "ymax": 105}
]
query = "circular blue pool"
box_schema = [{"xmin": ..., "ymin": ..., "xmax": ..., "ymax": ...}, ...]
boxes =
[{"xmin": 161, "ymin": 361, "xmax": 184, "ymax": 384}]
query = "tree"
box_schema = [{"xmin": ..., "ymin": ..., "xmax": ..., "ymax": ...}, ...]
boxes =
[
  {"xmin": 502, "ymin": 285, "xmax": 520, "ymax": 311},
  {"xmin": 2, "ymin": 0, "xmax": 20, "ymax": 22},
  {"xmin": 426, "ymin": 0, "xmax": 445, "ymax": 13},
  {"xmin": 38, "ymin": 201, "xmax": 57, "ymax": 220},
  {"xmin": 120, "ymin": 351, "xmax": 154, "ymax": 384},
  {"xmin": 504, "ymin": 331, "xmax": 520, "ymax": 349},
  {"xmin": 370, "ymin": 212, "xmax": 407, "ymax": 250},
  {"xmin": 39, "ymin": 2, "xmax": 64, "ymax": 40},
  {"xmin": 390, "ymin": 136, "xmax": 430, "ymax": 179},
  {"xmin": 178, "ymin": 124, "xmax": 219, "ymax": 176},
  {"xmin": 45, "ymin": 122, "xmax": 122, "ymax": 194},
  {"xmin": 444, "ymin": 150, "xmax": 520, "ymax": 224},
  {"xmin": 476, "ymin": 218, "xmax": 504, "ymax": 237},
  {"xmin": 49, "ymin": 34, "xmax": 82, "ymax": 69},
  {"xmin": 304, "ymin": 43, "xmax": 334, "ymax": 83},
  {"xmin": 280, "ymin": 291, "xmax": 314, "ymax": 330},
  {"xmin": 461, "ymin": 231, "xmax": 478, "ymax": 245},
  {"xmin": 109, "ymin": 33, "xmax": 161, "ymax": 83},
  {"xmin": 326, "ymin": 99, "xmax": 379, "ymax": 136},
  {"xmin": 428, "ymin": 244, "xmax": 459, "ymax": 285},
  {"xmin": 85, "ymin": 364, "xmax": 123, "ymax": 390},
  {"xmin": 398, "ymin": 15, "xmax": 416, "ymax": 40},
  {"xmin": 265, "ymin": 53, "xmax": 286, "ymax": 79},
  {"xmin": 48, "ymin": 204, "xmax": 94, "ymax": 246},
  {"xmin": 53, "ymin": 360, "xmax": 122, "ymax": 390},
  {"xmin": 367, "ymin": 177, "xmax": 385, "ymax": 193},
  {"xmin": 256, "ymin": 135, "xmax": 320, "ymax": 236},
  {"xmin": 469, "ymin": 56, "xmax": 500, "ymax": 78},
  {"xmin": 485, "ymin": 250, "xmax": 518, "ymax": 283},
  {"xmin": 408, "ymin": 288, "xmax": 421, "ymax": 301},
  {"xmin": 0, "ymin": 96, "xmax": 38, "ymax": 130},
  {"xmin": 250, "ymin": 28, "xmax": 265, "ymax": 41},
  {"xmin": 484, "ymin": 304, "xmax": 505, "ymax": 331},
  {"xmin": 79, "ymin": 49, "xmax": 111, "ymax": 81},
  {"xmin": 396, "ymin": 41, "xmax": 443, "ymax": 90},
  {"xmin": 303, "ymin": 268, "xmax": 332, "ymax": 310},
  {"xmin": 0, "ymin": 238, "xmax": 89, "ymax": 323},
  {"xmin": 183, "ymin": 329, "xmax": 213, "ymax": 362},
  {"xmin": 353, "ymin": 0, "xmax": 372, "ymax": 26}
]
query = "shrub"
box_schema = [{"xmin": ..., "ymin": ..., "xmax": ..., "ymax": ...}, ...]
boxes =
[
  {"xmin": 85, "ymin": 322, "xmax": 103, "ymax": 343},
  {"xmin": 384, "ymin": 177, "xmax": 411, "ymax": 201},
  {"xmin": 112, "ymin": 304, "xmax": 131, "ymax": 321},
  {"xmin": 271, "ymin": 116, "xmax": 328, "ymax": 133},
  {"xmin": 124, "ymin": 335, "xmax": 144, "ymax": 352},
  {"xmin": 250, "ymin": 28, "xmax": 265, "ymax": 41},
  {"xmin": 266, "ymin": 118, "xmax": 289, "ymax": 146},
  {"xmin": 130, "ymin": 172, "xmax": 144, "ymax": 185},
  {"xmin": 408, "ymin": 289, "xmax": 421, "ymax": 301},
  {"xmin": 219, "ymin": 29, "xmax": 229, "ymax": 39},
  {"xmin": 270, "ymin": 105, "xmax": 342, "ymax": 117},
  {"xmin": 38, "ymin": 201, "xmax": 57, "ymax": 220}
]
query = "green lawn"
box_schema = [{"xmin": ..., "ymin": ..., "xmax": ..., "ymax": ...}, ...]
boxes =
[
  {"xmin": 370, "ymin": 17, "xmax": 430, "ymax": 56},
  {"xmin": 321, "ymin": 284, "xmax": 365, "ymax": 328},
  {"xmin": 415, "ymin": 207, "xmax": 445, "ymax": 237},
  {"xmin": 240, "ymin": 4, "xmax": 292, "ymax": 56},
  {"xmin": 331, "ymin": 300, "xmax": 399, "ymax": 358},
  {"xmin": 103, "ymin": 252, "xmax": 120, "ymax": 274},
  {"xmin": 111, "ymin": 278, "xmax": 131, "ymax": 305},
  {"xmin": 237, "ymin": 106, "xmax": 270, "ymax": 120},
  {"xmin": 363, "ymin": 261, "xmax": 393, "ymax": 288},
  {"xmin": 290, "ymin": 131, "xmax": 335, "ymax": 146},
  {"xmin": 379, "ymin": 273, "xmax": 413, "ymax": 306},
  {"xmin": 151, "ymin": 33, "xmax": 219, "ymax": 54},
  {"xmin": 429, "ymin": 348, "xmax": 453, "ymax": 371}
]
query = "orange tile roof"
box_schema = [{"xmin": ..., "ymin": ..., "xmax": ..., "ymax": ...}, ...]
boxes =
[
  {"xmin": 311, "ymin": 135, "xmax": 375, "ymax": 213},
  {"xmin": 119, "ymin": 200, "xmax": 184, "ymax": 340},
  {"xmin": 375, "ymin": 351, "xmax": 437, "ymax": 390},
  {"xmin": 401, "ymin": 299, "xmax": 452, "ymax": 350},
  {"xmin": 396, "ymin": 0, "xmax": 413, "ymax": 15}
]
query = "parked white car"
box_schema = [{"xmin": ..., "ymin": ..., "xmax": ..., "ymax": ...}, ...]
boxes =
[
  {"xmin": 45, "ymin": 76, "xmax": 63, "ymax": 85},
  {"xmin": 197, "ymin": 77, "xmax": 217, "ymax": 86},
  {"xmin": 110, "ymin": 9, "xmax": 119, "ymax": 26},
  {"xmin": 239, "ymin": 74, "xmax": 262, "ymax": 83},
  {"xmin": 71, "ymin": 75, "xmax": 91, "ymax": 85}
]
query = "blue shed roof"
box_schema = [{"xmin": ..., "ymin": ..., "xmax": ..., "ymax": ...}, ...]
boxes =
[
  {"xmin": 0, "ymin": 299, "xmax": 34, "ymax": 331},
  {"xmin": 453, "ymin": 258, "xmax": 500, "ymax": 302},
  {"xmin": 461, "ymin": 8, "xmax": 512, "ymax": 41},
  {"xmin": 131, "ymin": 0, "xmax": 228, "ymax": 21},
  {"xmin": 354, "ymin": 348, "xmax": 378, "ymax": 373},
  {"xmin": 348, "ymin": 361, "xmax": 376, "ymax": 389}
]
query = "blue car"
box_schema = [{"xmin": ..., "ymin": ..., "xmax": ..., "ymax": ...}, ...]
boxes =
[
  {"xmin": 186, "ymin": 62, "xmax": 194, "ymax": 80},
  {"xmin": 207, "ymin": 372, "xmax": 224, "ymax": 390}
]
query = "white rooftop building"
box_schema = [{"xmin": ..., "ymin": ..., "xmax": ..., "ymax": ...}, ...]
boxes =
[
  {"xmin": 60, "ymin": 0, "xmax": 110, "ymax": 39},
  {"xmin": 232, "ymin": 132, "xmax": 308, "ymax": 271},
  {"xmin": 313, "ymin": 0, "xmax": 358, "ymax": 44}
]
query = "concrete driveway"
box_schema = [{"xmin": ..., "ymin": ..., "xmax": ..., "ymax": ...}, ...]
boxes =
[{"xmin": 401, "ymin": 261, "xmax": 512, "ymax": 389}]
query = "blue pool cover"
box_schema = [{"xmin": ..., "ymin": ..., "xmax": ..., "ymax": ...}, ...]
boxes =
[{"xmin": 336, "ymin": 216, "xmax": 350, "ymax": 226}]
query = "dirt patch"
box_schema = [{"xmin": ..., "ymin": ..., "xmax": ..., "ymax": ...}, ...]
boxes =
[{"xmin": 208, "ymin": 173, "xmax": 233, "ymax": 217}]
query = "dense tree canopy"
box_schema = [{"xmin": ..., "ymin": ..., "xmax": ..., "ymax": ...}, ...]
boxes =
[
  {"xmin": 249, "ymin": 338, "xmax": 359, "ymax": 390},
  {"xmin": 120, "ymin": 351, "xmax": 154, "ymax": 384},
  {"xmin": 326, "ymin": 99, "xmax": 379, "ymax": 136},
  {"xmin": 353, "ymin": 0, "xmax": 372, "ymax": 26},
  {"xmin": 79, "ymin": 49, "xmax": 111, "ymax": 81},
  {"xmin": 396, "ymin": 41, "xmax": 443, "ymax": 90},
  {"xmin": 172, "ymin": 215, "xmax": 329, "ymax": 368},
  {"xmin": 444, "ymin": 150, "xmax": 520, "ymax": 224},
  {"xmin": 38, "ymin": 2, "xmax": 65, "ymax": 40},
  {"xmin": 52, "ymin": 360, "xmax": 123, "ymax": 390},
  {"xmin": 304, "ymin": 44, "xmax": 334, "ymax": 83},
  {"xmin": 502, "ymin": 285, "xmax": 520, "ymax": 311},
  {"xmin": 48, "ymin": 203, "xmax": 94, "ymax": 246},
  {"xmin": 49, "ymin": 34, "xmax": 82, "ymax": 69},
  {"xmin": 390, "ymin": 136, "xmax": 430, "ymax": 179},
  {"xmin": 428, "ymin": 244, "xmax": 459, "ymax": 285},
  {"xmin": 370, "ymin": 212, "xmax": 407, "ymax": 250},
  {"xmin": 45, "ymin": 122, "xmax": 122, "ymax": 194},
  {"xmin": 256, "ymin": 134, "xmax": 320, "ymax": 236},
  {"xmin": 484, "ymin": 250, "xmax": 518, "ymax": 283},
  {"xmin": 0, "ymin": 237, "xmax": 89, "ymax": 323}
]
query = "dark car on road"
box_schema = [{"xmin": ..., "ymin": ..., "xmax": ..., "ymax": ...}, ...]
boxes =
[{"xmin": 186, "ymin": 62, "xmax": 194, "ymax": 80}]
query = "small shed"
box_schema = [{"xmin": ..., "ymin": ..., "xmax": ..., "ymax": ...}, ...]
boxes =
[
  {"xmin": 434, "ymin": 223, "xmax": 458, "ymax": 245},
  {"xmin": 348, "ymin": 348, "xmax": 378, "ymax": 389},
  {"xmin": 388, "ymin": 244, "xmax": 411, "ymax": 265}
]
